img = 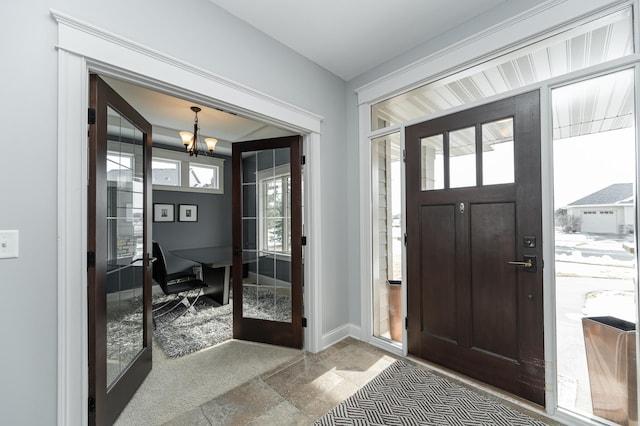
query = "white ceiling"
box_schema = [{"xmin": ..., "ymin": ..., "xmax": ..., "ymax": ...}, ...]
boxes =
[
  {"xmin": 104, "ymin": 77, "xmax": 296, "ymax": 154},
  {"xmin": 207, "ymin": 0, "xmax": 508, "ymax": 81}
]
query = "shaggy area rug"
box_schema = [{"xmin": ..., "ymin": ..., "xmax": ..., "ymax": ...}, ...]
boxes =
[
  {"xmin": 106, "ymin": 287, "xmax": 292, "ymax": 360},
  {"xmin": 153, "ymin": 295, "xmax": 233, "ymax": 358},
  {"xmin": 315, "ymin": 360, "xmax": 550, "ymax": 426},
  {"xmin": 152, "ymin": 287, "xmax": 292, "ymax": 358}
]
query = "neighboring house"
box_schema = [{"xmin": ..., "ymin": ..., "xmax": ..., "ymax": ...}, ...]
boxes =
[{"xmin": 564, "ymin": 183, "xmax": 634, "ymax": 234}]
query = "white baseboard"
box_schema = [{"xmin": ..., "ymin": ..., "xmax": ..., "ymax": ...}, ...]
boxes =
[{"xmin": 320, "ymin": 323, "xmax": 362, "ymax": 350}]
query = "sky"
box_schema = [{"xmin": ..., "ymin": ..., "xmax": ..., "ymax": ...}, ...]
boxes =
[{"xmin": 553, "ymin": 127, "xmax": 635, "ymax": 208}]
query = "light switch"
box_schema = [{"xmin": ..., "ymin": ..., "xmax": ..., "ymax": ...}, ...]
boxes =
[{"xmin": 0, "ymin": 230, "xmax": 19, "ymax": 259}]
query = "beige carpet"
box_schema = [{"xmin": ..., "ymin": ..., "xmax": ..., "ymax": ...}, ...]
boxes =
[{"xmin": 115, "ymin": 337, "xmax": 303, "ymax": 426}]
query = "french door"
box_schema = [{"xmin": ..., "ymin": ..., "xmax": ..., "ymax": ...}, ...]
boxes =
[
  {"xmin": 232, "ymin": 136, "xmax": 304, "ymax": 348},
  {"xmin": 88, "ymin": 75, "xmax": 153, "ymax": 425},
  {"xmin": 405, "ymin": 91, "xmax": 545, "ymax": 405}
]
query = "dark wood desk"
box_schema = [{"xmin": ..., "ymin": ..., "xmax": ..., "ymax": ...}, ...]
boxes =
[{"xmin": 170, "ymin": 246, "xmax": 253, "ymax": 305}]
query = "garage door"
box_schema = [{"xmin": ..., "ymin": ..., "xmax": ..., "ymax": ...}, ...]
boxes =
[{"xmin": 581, "ymin": 210, "xmax": 617, "ymax": 233}]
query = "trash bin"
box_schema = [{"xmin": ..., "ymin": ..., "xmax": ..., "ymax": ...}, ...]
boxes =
[
  {"xmin": 582, "ymin": 316, "xmax": 637, "ymax": 426},
  {"xmin": 387, "ymin": 280, "xmax": 402, "ymax": 342}
]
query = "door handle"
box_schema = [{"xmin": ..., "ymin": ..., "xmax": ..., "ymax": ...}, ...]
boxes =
[
  {"xmin": 507, "ymin": 255, "xmax": 537, "ymax": 272},
  {"xmin": 508, "ymin": 260, "xmax": 532, "ymax": 268}
]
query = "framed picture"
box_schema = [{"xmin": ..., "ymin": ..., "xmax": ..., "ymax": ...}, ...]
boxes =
[
  {"xmin": 153, "ymin": 203, "xmax": 175, "ymax": 222},
  {"xmin": 179, "ymin": 204, "xmax": 198, "ymax": 222}
]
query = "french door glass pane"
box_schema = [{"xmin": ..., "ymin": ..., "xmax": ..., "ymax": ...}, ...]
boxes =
[
  {"xmin": 552, "ymin": 69, "xmax": 637, "ymax": 424},
  {"xmin": 105, "ymin": 106, "xmax": 145, "ymax": 387},
  {"xmin": 241, "ymin": 148, "xmax": 292, "ymax": 323}
]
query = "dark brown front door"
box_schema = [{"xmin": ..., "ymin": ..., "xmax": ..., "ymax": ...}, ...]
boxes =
[
  {"xmin": 232, "ymin": 136, "xmax": 303, "ymax": 348},
  {"xmin": 405, "ymin": 91, "xmax": 544, "ymax": 405},
  {"xmin": 88, "ymin": 75, "xmax": 153, "ymax": 425}
]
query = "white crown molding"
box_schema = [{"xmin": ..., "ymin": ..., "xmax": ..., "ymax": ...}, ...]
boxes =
[{"xmin": 49, "ymin": 9, "xmax": 324, "ymax": 134}]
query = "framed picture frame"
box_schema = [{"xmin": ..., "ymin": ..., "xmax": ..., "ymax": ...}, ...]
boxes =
[
  {"xmin": 153, "ymin": 203, "xmax": 175, "ymax": 222},
  {"xmin": 178, "ymin": 204, "xmax": 198, "ymax": 222}
]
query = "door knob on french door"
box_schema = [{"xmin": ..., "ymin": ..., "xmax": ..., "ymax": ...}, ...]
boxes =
[{"xmin": 507, "ymin": 255, "xmax": 537, "ymax": 272}]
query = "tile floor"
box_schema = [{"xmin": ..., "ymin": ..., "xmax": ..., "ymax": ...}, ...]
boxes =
[
  {"xmin": 162, "ymin": 338, "xmax": 398, "ymax": 425},
  {"xmin": 162, "ymin": 338, "xmax": 555, "ymax": 426}
]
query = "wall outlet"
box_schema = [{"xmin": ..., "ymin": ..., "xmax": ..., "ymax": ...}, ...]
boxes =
[{"xmin": 0, "ymin": 230, "xmax": 19, "ymax": 259}]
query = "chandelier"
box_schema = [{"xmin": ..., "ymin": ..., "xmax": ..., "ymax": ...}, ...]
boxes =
[{"xmin": 179, "ymin": 106, "xmax": 217, "ymax": 157}]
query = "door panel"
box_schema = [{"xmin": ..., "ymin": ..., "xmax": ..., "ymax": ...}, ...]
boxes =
[
  {"xmin": 232, "ymin": 136, "xmax": 303, "ymax": 348},
  {"xmin": 420, "ymin": 204, "xmax": 457, "ymax": 341},
  {"xmin": 89, "ymin": 75, "xmax": 153, "ymax": 425},
  {"xmin": 470, "ymin": 202, "xmax": 517, "ymax": 359},
  {"xmin": 406, "ymin": 91, "xmax": 544, "ymax": 405}
]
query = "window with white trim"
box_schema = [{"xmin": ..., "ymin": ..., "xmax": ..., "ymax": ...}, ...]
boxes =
[
  {"xmin": 152, "ymin": 147, "xmax": 224, "ymax": 194},
  {"xmin": 152, "ymin": 157, "xmax": 180, "ymax": 186},
  {"xmin": 189, "ymin": 163, "xmax": 219, "ymax": 189},
  {"xmin": 258, "ymin": 165, "xmax": 291, "ymax": 254}
]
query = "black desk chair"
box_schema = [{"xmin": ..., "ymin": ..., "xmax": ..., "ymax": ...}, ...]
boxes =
[{"xmin": 152, "ymin": 241, "xmax": 207, "ymax": 320}]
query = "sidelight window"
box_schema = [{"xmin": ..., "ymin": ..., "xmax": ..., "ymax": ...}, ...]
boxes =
[{"xmin": 371, "ymin": 132, "xmax": 403, "ymax": 343}]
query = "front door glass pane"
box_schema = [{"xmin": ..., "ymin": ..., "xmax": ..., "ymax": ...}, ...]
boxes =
[
  {"xmin": 421, "ymin": 134, "xmax": 444, "ymax": 190},
  {"xmin": 105, "ymin": 106, "xmax": 145, "ymax": 387},
  {"xmin": 449, "ymin": 127, "xmax": 476, "ymax": 188},
  {"xmin": 482, "ymin": 118, "xmax": 514, "ymax": 185},
  {"xmin": 242, "ymin": 148, "xmax": 292, "ymax": 322},
  {"xmin": 552, "ymin": 69, "xmax": 637, "ymax": 424}
]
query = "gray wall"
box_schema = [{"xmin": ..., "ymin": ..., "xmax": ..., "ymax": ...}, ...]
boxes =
[{"xmin": 153, "ymin": 189, "xmax": 231, "ymax": 250}]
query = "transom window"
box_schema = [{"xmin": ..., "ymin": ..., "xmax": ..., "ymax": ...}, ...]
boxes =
[
  {"xmin": 152, "ymin": 147, "xmax": 224, "ymax": 194},
  {"xmin": 152, "ymin": 158, "xmax": 180, "ymax": 186},
  {"xmin": 189, "ymin": 163, "xmax": 219, "ymax": 189}
]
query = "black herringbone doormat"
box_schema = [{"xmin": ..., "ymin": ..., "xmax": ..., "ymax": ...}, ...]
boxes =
[{"xmin": 315, "ymin": 360, "xmax": 549, "ymax": 426}]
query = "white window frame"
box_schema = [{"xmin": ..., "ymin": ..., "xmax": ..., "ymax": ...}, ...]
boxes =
[
  {"xmin": 152, "ymin": 147, "xmax": 225, "ymax": 194},
  {"xmin": 151, "ymin": 156, "xmax": 181, "ymax": 187},
  {"xmin": 257, "ymin": 164, "xmax": 291, "ymax": 256},
  {"xmin": 189, "ymin": 162, "xmax": 220, "ymax": 190}
]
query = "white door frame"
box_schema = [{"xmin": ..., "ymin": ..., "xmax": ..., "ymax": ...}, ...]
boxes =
[{"xmin": 52, "ymin": 10, "xmax": 324, "ymax": 426}]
